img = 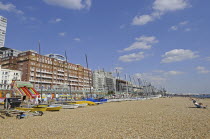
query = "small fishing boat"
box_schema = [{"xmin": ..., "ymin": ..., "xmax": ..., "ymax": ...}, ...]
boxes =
[
  {"xmin": 34, "ymin": 104, "xmax": 61, "ymax": 111},
  {"xmin": 84, "ymin": 98, "xmax": 107, "ymax": 103},
  {"xmin": 53, "ymin": 103, "xmax": 79, "ymax": 109},
  {"xmin": 46, "ymin": 105, "xmax": 62, "ymax": 111},
  {"xmin": 62, "ymin": 104, "xmax": 79, "ymax": 109},
  {"xmin": 74, "ymin": 103, "xmax": 88, "ymax": 107},
  {"xmin": 15, "ymin": 107, "xmax": 47, "ymax": 112},
  {"xmin": 69, "ymin": 101, "xmax": 96, "ymax": 106}
]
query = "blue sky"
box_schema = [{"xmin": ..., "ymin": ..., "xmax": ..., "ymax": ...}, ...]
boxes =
[{"xmin": 0, "ymin": 0, "xmax": 210, "ymax": 94}]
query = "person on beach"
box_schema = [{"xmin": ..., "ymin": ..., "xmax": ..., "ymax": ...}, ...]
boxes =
[{"xmin": 191, "ymin": 99, "xmax": 207, "ymax": 109}]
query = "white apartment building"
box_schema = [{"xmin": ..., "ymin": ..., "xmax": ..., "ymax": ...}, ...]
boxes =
[
  {"xmin": 92, "ymin": 70, "xmax": 116, "ymax": 91},
  {"xmin": 0, "ymin": 47, "xmax": 22, "ymax": 58},
  {"xmin": 0, "ymin": 16, "xmax": 7, "ymax": 47},
  {"xmin": 92, "ymin": 70, "xmax": 106, "ymax": 91},
  {"xmin": 0, "ymin": 65, "xmax": 22, "ymax": 90}
]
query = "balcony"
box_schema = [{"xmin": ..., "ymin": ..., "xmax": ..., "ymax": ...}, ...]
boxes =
[
  {"xmin": 70, "ymin": 80, "xmax": 78, "ymax": 82},
  {"xmin": 58, "ymin": 70, "xmax": 64, "ymax": 72},
  {"xmin": 57, "ymin": 78, "xmax": 64, "ymax": 80},
  {"xmin": 57, "ymin": 73, "xmax": 64, "ymax": 76},
  {"xmin": 42, "ymin": 76, "xmax": 52, "ymax": 79},
  {"xmin": 36, "ymin": 70, "xmax": 53, "ymax": 74},
  {"xmin": 70, "ymin": 76, "xmax": 79, "ymax": 79},
  {"xmin": 29, "ymin": 80, "xmax": 52, "ymax": 84}
]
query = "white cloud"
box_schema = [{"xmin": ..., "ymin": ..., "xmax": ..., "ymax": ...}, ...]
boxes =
[
  {"xmin": 119, "ymin": 52, "xmax": 144, "ymax": 62},
  {"xmin": 161, "ymin": 49, "xmax": 199, "ymax": 63},
  {"xmin": 132, "ymin": 14, "xmax": 154, "ymax": 26},
  {"xmin": 49, "ymin": 18, "xmax": 62, "ymax": 23},
  {"xmin": 136, "ymin": 36, "xmax": 159, "ymax": 43},
  {"xmin": 132, "ymin": 0, "xmax": 190, "ymax": 26},
  {"xmin": 179, "ymin": 21, "xmax": 188, "ymax": 25},
  {"xmin": 55, "ymin": 18, "xmax": 62, "ymax": 22},
  {"xmin": 43, "ymin": 0, "xmax": 91, "ymax": 10},
  {"xmin": 0, "ymin": 2, "xmax": 23, "ymax": 14},
  {"xmin": 153, "ymin": 0, "xmax": 189, "ymax": 12},
  {"xmin": 124, "ymin": 42, "xmax": 152, "ymax": 51},
  {"xmin": 74, "ymin": 38, "xmax": 81, "ymax": 41},
  {"xmin": 196, "ymin": 66, "xmax": 210, "ymax": 74},
  {"xmin": 165, "ymin": 70, "xmax": 184, "ymax": 75},
  {"xmin": 134, "ymin": 69, "xmax": 185, "ymax": 85},
  {"xmin": 170, "ymin": 26, "xmax": 178, "ymax": 31},
  {"xmin": 123, "ymin": 36, "xmax": 158, "ymax": 51},
  {"xmin": 170, "ymin": 20, "xmax": 190, "ymax": 31},
  {"xmin": 58, "ymin": 32, "xmax": 66, "ymax": 36}
]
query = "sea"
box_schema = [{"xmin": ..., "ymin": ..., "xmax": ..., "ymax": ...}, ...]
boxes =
[{"xmin": 192, "ymin": 94, "xmax": 210, "ymax": 98}]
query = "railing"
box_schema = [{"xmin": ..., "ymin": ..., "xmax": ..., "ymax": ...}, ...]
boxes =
[{"xmin": 57, "ymin": 70, "xmax": 64, "ymax": 72}]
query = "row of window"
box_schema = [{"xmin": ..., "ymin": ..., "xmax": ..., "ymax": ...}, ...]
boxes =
[
  {"xmin": 0, "ymin": 71, "xmax": 19, "ymax": 75},
  {"xmin": 0, "ymin": 85, "xmax": 10, "ymax": 89}
]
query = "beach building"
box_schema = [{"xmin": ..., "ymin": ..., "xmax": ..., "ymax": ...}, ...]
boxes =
[
  {"xmin": 0, "ymin": 16, "xmax": 7, "ymax": 47},
  {"xmin": 92, "ymin": 70, "xmax": 116, "ymax": 92},
  {"xmin": 92, "ymin": 70, "xmax": 106, "ymax": 91},
  {"xmin": 0, "ymin": 65, "xmax": 21, "ymax": 97},
  {"xmin": 0, "ymin": 48, "xmax": 92, "ymax": 92},
  {"xmin": 116, "ymin": 79, "xmax": 127, "ymax": 92},
  {"xmin": 0, "ymin": 47, "xmax": 22, "ymax": 59}
]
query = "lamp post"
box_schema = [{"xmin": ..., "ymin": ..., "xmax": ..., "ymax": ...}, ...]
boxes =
[
  {"xmin": 38, "ymin": 41, "xmax": 43, "ymax": 101},
  {"xmin": 85, "ymin": 54, "xmax": 92, "ymax": 98}
]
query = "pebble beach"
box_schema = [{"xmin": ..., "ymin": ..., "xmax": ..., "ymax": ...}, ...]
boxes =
[{"xmin": 0, "ymin": 97, "xmax": 210, "ymax": 139}]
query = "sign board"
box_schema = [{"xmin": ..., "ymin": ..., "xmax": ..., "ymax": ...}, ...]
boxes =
[{"xmin": 16, "ymin": 81, "xmax": 33, "ymax": 88}]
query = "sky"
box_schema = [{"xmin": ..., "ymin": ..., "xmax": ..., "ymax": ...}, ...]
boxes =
[{"xmin": 0, "ymin": 0, "xmax": 210, "ymax": 94}]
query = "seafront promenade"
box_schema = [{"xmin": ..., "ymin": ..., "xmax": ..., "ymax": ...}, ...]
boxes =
[{"xmin": 0, "ymin": 97, "xmax": 209, "ymax": 139}]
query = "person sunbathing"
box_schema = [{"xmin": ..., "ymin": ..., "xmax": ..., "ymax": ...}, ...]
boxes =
[{"xmin": 192, "ymin": 99, "xmax": 207, "ymax": 109}]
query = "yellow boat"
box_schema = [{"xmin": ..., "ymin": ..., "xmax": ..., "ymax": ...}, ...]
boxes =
[
  {"xmin": 46, "ymin": 106, "xmax": 61, "ymax": 111},
  {"xmin": 15, "ymin": 107, "xmax": 47, "ymax": 112},
  {"xmin": 69, "ymin": 101, "xmax": 96, "ymax": 106},
  {"xmin": 34, "ymin": 105, "xmax": 61, "ymax": 111},
  {"xmin": 35, "ymin": 105, "xmax": 48, "ymax": 108}
]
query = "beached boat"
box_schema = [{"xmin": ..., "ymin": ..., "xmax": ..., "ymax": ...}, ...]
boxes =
[
  {"xmin": 34, "ymin": 104, "xmax": 62, "ymax": 111},
  {"xmin": 46, "ymin": 105, "xmax": 62, "ymax": 111},
  {"xmin": 62, "ymin": 105, "xmax": 79, "ymax": 109},
  {"xmin": 74, "ymin": 103, "xmax": 88, "ymax": 107},
  {"xmin": 69, "ymin": 101, "xmax": 96, "ymax": 106},
  {"xmin": 15, "ymin": 107, "xmax": 47, "ymax": 112},
  {"xmin": 84, "ymin": 98, "xmax": 108, "ymax": 103},
  {"xmin": 53, "ymin": 103, "xmax": 79, "ymax": 109}
]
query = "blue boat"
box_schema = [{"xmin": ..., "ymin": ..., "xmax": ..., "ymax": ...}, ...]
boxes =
[{"xmin": 83, "ymin": 98, "xmax": 108, "ymax": 104}]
